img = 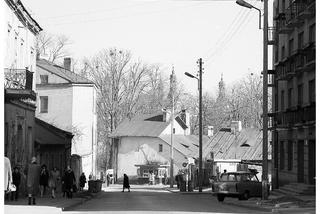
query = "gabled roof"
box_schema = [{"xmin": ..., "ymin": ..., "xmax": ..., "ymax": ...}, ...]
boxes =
[
  {"xmin": 159, "ymin": 135, "xmax": 211, "ymax": 158},
  {"xmin": 110, "ymin": 111, "xmax": 188, "ymax": 138},
  {"xmin": 203, "ymin": 128, "xmax": 272, "ymax": 161},
  {"xmin": 35, "ymin": 117, "xmax": 73, "ymax": 145},
  {"xmin": 37, "ymin": 59, "xmax": 93, "ymax": 84}
]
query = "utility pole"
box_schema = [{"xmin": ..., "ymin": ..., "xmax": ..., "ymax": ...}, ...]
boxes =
[
  {"xmin": 170, "ymin": 66, "xmax": 175, "ymax": 188},
  {"xmin": 262, "ymin": 0, "xmax": 269, "ymax": 200},
  {"xmin": 198, "ymin": 58, "xmax": 203, "ymax": 193}
]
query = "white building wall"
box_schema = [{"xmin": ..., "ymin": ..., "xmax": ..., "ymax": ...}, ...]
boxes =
[
  {"xmin": 4, "ymin": 2, "xmax": 37, "ymax": 90},
  {"xmin": 36, "ymin": 66, "xmax": 69, "ymax": 84},
  {"xmin": 117, "ymin": 136, "xmax": 187, "ymax": 179},
  {"xmin": 161, "ymin": 120, "xmax": 186, "ymax": 135},
  {"xmin": 72, "ymin": 85, "xmax": 97, "ymax": 177}
]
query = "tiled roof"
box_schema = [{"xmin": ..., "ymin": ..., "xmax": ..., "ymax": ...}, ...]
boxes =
[
  {"xmin": 203, "ymin": 128, "xmax": 272, "ymax": 161},
  {"xmin": 159, "ymin": 135, "xmax": 211, "ymax": 158},
  {"xmin": 110, "ymin": 111, "xmax": 188, "ymax": 138},
  {"xmin": 37, "ymin": 59, "xmax": 93, "ymax": 84}
]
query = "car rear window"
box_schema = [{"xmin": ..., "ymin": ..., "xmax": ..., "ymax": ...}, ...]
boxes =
[{"xmin": 220, "ymin": 174, "xmax": 237, "ymax": 181}]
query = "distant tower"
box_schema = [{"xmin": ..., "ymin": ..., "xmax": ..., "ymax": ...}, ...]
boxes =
[
  {"xmin": 217, "ymin": 73, "xmax": 226, "ymax": 100},
  {"xmin": 168, "ymin": 65, "xmax": 177, "ymax": 102}
]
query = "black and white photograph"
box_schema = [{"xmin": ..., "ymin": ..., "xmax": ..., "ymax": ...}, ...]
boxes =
[{"xmin": 2, "ymin": 0, "xmax": 316, "ymax": 213}]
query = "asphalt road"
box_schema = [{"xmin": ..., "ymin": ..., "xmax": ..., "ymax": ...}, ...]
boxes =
[{"xmin": 66, "ymin": 185, "xmax": 269, "ymax": 214}]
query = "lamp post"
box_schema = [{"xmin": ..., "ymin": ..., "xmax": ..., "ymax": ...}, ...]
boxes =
[
  {"xmin": 185, "ymin": 58, "xmax": 203, "ymax": 192},
  {"xmin": 236, "ymin": 0, "xmax": 262, "ymax": 29},
  {"xmin": 236, "ymin": 0, "xmax": 269, "ymax": 200}
]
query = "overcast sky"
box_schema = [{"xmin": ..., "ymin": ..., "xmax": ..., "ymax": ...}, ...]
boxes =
[{"xmin": 23, "ymin": 0, "xmax": 273, "ymax": 95}]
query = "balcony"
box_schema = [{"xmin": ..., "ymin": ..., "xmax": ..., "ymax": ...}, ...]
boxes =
[
  {"xmin": 275, "ymin": 105, "xmax": 315, "ymax": 129},
  {"xmin": 4, "ymin": 68, "xmax": 33, "ymax": 90},
  {"xmin": 304, "ymin": 42, "xmax": 315, "ymax": 67},
  {"xmin": 275, "ymin": 18, "xmax": 293, "ymax": 35}
]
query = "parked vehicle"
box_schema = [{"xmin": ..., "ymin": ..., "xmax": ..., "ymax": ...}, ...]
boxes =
[{"xmin": 211, "ymin": 169, "xmax": 268, "ymax": 202}]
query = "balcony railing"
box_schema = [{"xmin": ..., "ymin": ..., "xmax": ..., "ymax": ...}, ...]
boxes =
[
  {"xmin": 275, "ymin": 105, "xmax": 315, "ymax": 128},
  {"xmin": 4, "ymin": 68, "xmax": 33, "ymax": 90}
]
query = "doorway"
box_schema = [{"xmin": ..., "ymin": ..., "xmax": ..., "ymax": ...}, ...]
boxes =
[
  {"xmin": 297, "ymin": 140, "xmax": 304, "ymax": 183},
  {"xmin": 308, "ymin": 140, "xmax": 315, "ymax": 184}
]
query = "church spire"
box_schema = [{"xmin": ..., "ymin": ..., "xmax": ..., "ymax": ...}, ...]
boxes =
[{"xmin": 218, "ymin": 73, "xmax": 225, "ymax": 99}]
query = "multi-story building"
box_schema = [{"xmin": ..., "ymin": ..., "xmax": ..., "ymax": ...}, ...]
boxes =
[
  {"xmin": 4, "ymin": 0, "xmax": 42, "ymax": 168},
  {"xmin": 36, "ymin": 58, "xmax": 97, "ymax": 179},
  {"xmin": 271, "ymin": 0, "xmax": 315, "ymax": 188}
]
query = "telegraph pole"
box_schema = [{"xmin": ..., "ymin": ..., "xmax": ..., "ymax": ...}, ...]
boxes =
[
  {"xmin": 170, "ymin": 66, "xmax": 175, "ymax": 188},
  {"xmin": 262, "ymin": 0, "xmax": 269, "ymax": 200},
  {"xmin": 198, "ymin": 58, "xmax": 203, "ymax": 192}
]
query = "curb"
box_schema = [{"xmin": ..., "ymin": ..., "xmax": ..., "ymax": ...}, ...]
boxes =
[
  {"xmin": 271, "ymin": 207, "xmax": 315, "ymax": 213},
  {"xmin": 61, "ymin": 192, "xmax": 101, "ymax": 211},
  {"xmin": 164, "ymin": 188, "xmax": 212, "ymax": 194},
  {"xmin": 223, "ymin": 201, "xmax": 273, "ymax": 212}
]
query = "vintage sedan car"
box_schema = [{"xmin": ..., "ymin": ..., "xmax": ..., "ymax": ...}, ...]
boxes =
[{"xmin": 211, "ymin": 170, "xmax": 267, "ymax": 202}]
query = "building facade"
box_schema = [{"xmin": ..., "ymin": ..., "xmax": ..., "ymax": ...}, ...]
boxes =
[
  {"xmin": 271, "ymin": 0, "xmax": 315, "ymax": 188},
  {"xmin": 4, "ymin": 0, "xmax": 42, "ymax": 169},
  {"xmin": 35, "ymin": 58, "xmax": 97, "ymax": 179}
]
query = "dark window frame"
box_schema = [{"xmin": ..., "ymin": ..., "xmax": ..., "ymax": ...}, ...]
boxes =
[
  {"xmin": 40, "ymin": 96, "xmax": 48, "ymax": 113},
  {"xmin": 280, "ymin": 141, "xmax": 285, "ymax": 170},
  {"xmin": 159, "ymin": 144, "xmax": 163, "ymax": 152},
  {"xmin": 40, "ymin": 75, "xmax": 48, "ymax": 84},
  {"xmin": 287, "ymin": 140, "xmax": 293, "ymax": 171}
]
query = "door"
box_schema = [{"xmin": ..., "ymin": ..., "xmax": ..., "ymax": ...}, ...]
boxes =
[
  {"xmin": 308, "ymin": 140, "xmax": 315, "ymax": 184},
  {"xmin": 297, "ymin": 140, "xmax": 304, "ymax": 183}
]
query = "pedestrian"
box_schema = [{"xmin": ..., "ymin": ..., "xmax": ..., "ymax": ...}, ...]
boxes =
[
  {"xmin": 64, "ymin": 166, "xmax": 76, "ymax": 198},
  {"xmin": 48, "ymin": 167, "xmax": 60, "ymax": 198},
  {"xmin": 11, "ymin": 166, "xmax": 21, "ymax": 201},
  {"xmin": 26, "ymin": 157, "xmax": 41, "ymax": 205},
  {"xmin": 79, "ymin": 172, "xmax": 86, "ymax": 191},
  {"xmin": 61, "ymin": 170, "xmax": 66, "ymax": 197},
  {"xmin": 106, "ymin": 173, "xmax": 110, "ymax": 187},
  {"xmin": 39, "ymin": 164, "xmax": 49, "ymax": 197},
  {"xmin": 215, "ymin": 166, "xmax": 220, "ymax": 181},
  {"xmin": 220, "ymin": 169, "xmax": 227, "ymax": 179},
  {"xmin": 4, "ymin": 156, "xmax": 13, "ymax": 200},
  {"xmin": 164, "ymin": 172, "xmax": 168, "ymax": 185},
  {"xmin": 122, "ymin": 174, "xmax": 130, "ymax": 192}
]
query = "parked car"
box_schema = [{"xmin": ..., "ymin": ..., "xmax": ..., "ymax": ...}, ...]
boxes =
[{"xmin": 211, "ymin": 169, "xmax": 268, "ymax": 202}]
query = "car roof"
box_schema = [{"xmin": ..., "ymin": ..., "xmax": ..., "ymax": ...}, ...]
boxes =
[{"xmin": 225, "ymin": 171, "xmax": 256, "ymax": 175}]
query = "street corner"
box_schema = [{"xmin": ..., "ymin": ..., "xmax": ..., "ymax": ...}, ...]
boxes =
[{"xmin": 4, "ymin": 205, "xmax": 61, "ymax": 214}]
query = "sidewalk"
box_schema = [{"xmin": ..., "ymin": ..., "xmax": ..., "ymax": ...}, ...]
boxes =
[
  {"xmin": 219, "ymin": 194, "xmax": 315, "ymax": 213},
  {"xmin": 4, "ymin": 190, "xmax": 101, "ymax": 213}
]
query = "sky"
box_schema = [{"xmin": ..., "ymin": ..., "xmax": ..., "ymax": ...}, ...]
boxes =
[{"xmin": 23, "ymin": 0, "xmax": 273, "ymax": 96}]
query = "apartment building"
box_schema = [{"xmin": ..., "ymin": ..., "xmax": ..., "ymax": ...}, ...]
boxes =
[{"xmin": 271, "ymin": 0, "xmax": 315, "ymax": 188}]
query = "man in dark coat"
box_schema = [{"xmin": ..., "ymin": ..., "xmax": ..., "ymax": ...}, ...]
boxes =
[
  {"xmin": 26, "ymin": 157, "xmax": 41, "ymax": 205},
  {"xmin": 122, "ymin": 174, "xmax": 130, "ymax": 192},
  {"xmin": 64, "ymin": 166, "xmax": 76, "ymax": 198},
  {"xmin": 11, "ymin": 166, "xmax": 21, "ymax": 201},
  {"xmin": 79, "ymin": 172, "xmax": 86, "ymax": 191}
]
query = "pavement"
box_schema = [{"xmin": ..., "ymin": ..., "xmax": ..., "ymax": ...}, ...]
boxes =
[
  {"xmin": 165, "ymin": 185, "xmax": 316, "ymax": 213},
  {"xmin": 4, "ymin": 190, "xmax": 101, "ymax": 214}
]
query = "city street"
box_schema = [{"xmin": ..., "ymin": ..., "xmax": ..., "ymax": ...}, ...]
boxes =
[{"xmin": 66, "ymin": 185, "xmax": 268, "ymax": 214}]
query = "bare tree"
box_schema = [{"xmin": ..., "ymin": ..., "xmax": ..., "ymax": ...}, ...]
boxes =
[{"xmin": 35, "ymin": 31, "xmax": 71, "ymax": 63}]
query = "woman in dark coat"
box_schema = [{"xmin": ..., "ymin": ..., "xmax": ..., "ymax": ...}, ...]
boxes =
[
  {"xmin": 79, "ymin": 172, "xmax": 86, "ymax": 191},
  {"xmin": 122, "ymin": 174, "xmax": 130, "ymax": 192},
  {"xmin": 64, "ymin": 166, "xmax": 76, "ymax": 198},
  {"xmin": 39, "ymin": 164, "xmax": 49, "ymax": 197}
]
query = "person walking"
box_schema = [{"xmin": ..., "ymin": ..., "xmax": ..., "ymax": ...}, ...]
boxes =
[
  {"xmin": 39, "ymin": 164, "xmax": 49, "ymax": 197},
  {"xmin": 106, "ymin": 173, "xmax": 110, "ymax": 187},
  {"xmin": 11, "ymin": 166, "xmax": 21, "ymax": 201},
  {"xmin": 4, "ymin": 157, "xmax": 12, "ymax": 200},
  {"xmin": 122, "ymin": 174, "xmax": 130, "ymax": 192},
  {"xmin": 64, "ymin": 166, "xmax": 76, "ymax": 198},
  {"xmin": 48, "ymin": 167, "xmax": 60, "ymax": 198},
  {"xmin": 79, "ymin": 172, "xmax": 86, "ymax": 191},
  {"xmin": 26, "ymin": 157, "xmax": 41, "ymax": 205}
]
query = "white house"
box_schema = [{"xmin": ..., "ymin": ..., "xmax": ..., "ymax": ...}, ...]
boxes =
[
  {"xmin": 4, "ymin": 0, "xmax": 42, "ymax": 167},
  {"xmin": 110, "ymin": 110, "xmax": 210, "ymax": 183},
  {"xmin": 35, "ymin": 58, "xmax": 97, "ymax": 178}
]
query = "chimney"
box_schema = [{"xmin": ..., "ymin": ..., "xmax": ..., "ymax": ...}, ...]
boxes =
[
  {"xmin": 181, "ymin": 109, "xmax": 190, "ymax": 135},
  {"xmin": 231, "ymin": 121, "xmax": 242, "ymax": 133},
  {"xmin": 208, "ymin": 126, "xmax": 214, "ymax": 137},
  {"xmin": 162, "ymin": 109, "xmax": 170, "ymax": 122},
  {"xmin": 63, "ymin": 57, "xmax": 72, "ymax": 71}
]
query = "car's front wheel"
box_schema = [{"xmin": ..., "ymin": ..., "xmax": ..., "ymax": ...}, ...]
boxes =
[{"xmin": 217, "ymin": 194, "xmax": 225, "ymax": 202}]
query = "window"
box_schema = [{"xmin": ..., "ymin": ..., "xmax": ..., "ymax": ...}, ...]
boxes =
[
  {"xmin": 275, "ymin": 93, "xmax": 278, "ymax": 111},
  {"xmin": 40, "ymin": 96, "xmax": 48, "ymax": 113},
  {"xmin": 275, "ymin": 48, "xmax": 279, "ymax": 62},
  {"xmin": 298, "ymin": 84, "xmax": 303, "ymax": 107},
  {"xmin": 281, "ymin": 46, "xmax": 285, "ymax": 60},
  {"xmin": 288, "ymin": 88, "xmax": 293, "ymax": 108},
  {"xmin": 40, "ymin": 75, "xmax": 48, "ymax": 84},
  {"xmin": 309, "ymin": 79, "xmax": 315, "ymax": 103},
  {"xmin": 173, "ymin": 128, "xmax": 175, "ymax": 134},
  {"xmin": 280, "ymin": 141, "xmax": 285, "ymax": 170},
  {"xmin": 309, "ymin": 24, "xmax": 315, "ymax": 43},
  {"xmin": 298, "ymin": 32, "xmax": 304, "ymax": 49},
  {"xmin": 281, "ymin": 90, "xmax": 285, "ymax": 110},
  {"xmin": 288, "ymin": 39, "xmax": 294, "ymax": 56},
  {"xmin": 159, "ymin": 144, "xmax": 163, "ymax": 152},
  {"xmin": 287, "ymin": 141, "xmax": 293, "ymax": 171},
  {"xmin": 210, "ymin": 152, "xmax": 214, "ymax": 159}
]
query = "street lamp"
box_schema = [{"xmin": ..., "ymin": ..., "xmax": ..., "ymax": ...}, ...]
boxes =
[
  {"xmin": 236, "ymin": 0, "xmax": 269, "ymax": 200},
  {"xmin": 236, "ymin": 0, "xmax": 262, "ymax": 29},
  {"xmin": 184, "ymin": 58, "xmax": 203, "ymax": 192}
]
